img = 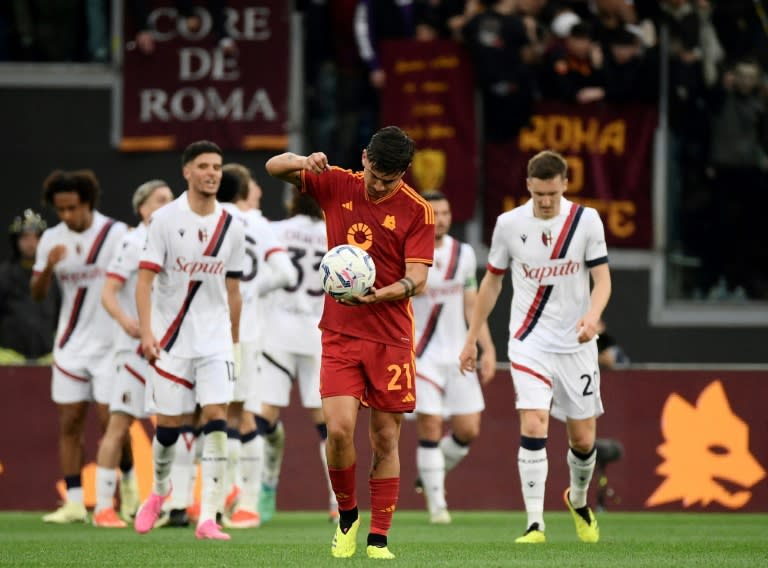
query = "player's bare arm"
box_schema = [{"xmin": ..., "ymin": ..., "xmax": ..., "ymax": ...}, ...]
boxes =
[
  {"xmin": 136, "ymin": 268, "xmax": 160, "ymax": 364},
  {"xmin": 577, "ymin": 263, "xmax": 611, "ymax": 343},
  {"xmin": 265, "ymin": 151, "xmax": 329, "ymax": 186},
  {"xmin": 102, "ymin": 276, "xmax": 140, "ymax": 338},
  {"xmin": 459, "ymin": 270, "xmax": 504, "ymax": 373},
  {"xmin": 464, "ymin": 288, "xmax": 497, "ymax": 384},
  {"xmin": 225, "ymin": 276, "xmax": 242, "ymax": 344},
  {"xmin": 30, "ymin": 244, "xmax": 66, "ymax": 301},
  {"xmin": 342, "ymin": 262, "xmax": 429, "ymax": 305}
]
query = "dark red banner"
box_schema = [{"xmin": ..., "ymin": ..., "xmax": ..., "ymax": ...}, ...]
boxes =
[
  {"xmin": 2, "ymin": 367, "xmax": 765, "ymax": 511},
  {"xmin": 379, "ymin": 40, "xmax": 478, "ymax": 222},
  {"xmin": 120, "ymin": 1, "xmax": 289, "ymax": 151},
  {"xmin": 485, "ymin": 101, "xmax": 656, "ymax": 247}
]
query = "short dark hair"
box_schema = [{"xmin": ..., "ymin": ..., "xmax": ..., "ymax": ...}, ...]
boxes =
[
  {"xmin": 181, "ymin": 140, "xmax": 222, "ymax": 166},
  {"xmin": 527, "ymin": 150, "xmax": 568, "ymax": 180},
  {"xmin": 42, "ymin": 169, "xmax": 100, "ymax": 210},
  {"xmin": 221, "ymin": 163, "xmax": 252, "ymax": 202},
  {"xmin": 421, "ymin": 190, "xmax": 448, "ymax": 203},
  {"xmin": 286, "ymin": 188, "xmax": 323, "ymax": 220},
  {"xmin": 366, "ymin": 126, "xmax": 415, "ymax": 175},
  {"xmin": 217, "ymin": 170, "xmax": 243, "ymax": 203}
]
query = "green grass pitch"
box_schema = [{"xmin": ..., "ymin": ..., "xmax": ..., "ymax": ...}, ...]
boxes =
[{"xmin": 1, "ymin": 510, "xmax": 766, "ymax": 567}]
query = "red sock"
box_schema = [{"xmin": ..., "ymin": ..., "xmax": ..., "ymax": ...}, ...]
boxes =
[
  {"xmin": 369, "ymin": 477, "xmax": 399, "ymax": 536},
  {"xmin": 328, "ymin": 463, "xmax": 357, "ymax": 511}
]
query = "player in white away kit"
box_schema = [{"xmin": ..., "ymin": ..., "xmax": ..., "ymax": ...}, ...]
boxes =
[
  {"xmin": 31, "ymin": 169, "xmax": 128, "ymax": 523},
  {"xmin": 92, "ymin": 180, "xmax": 174, "ymax": 528},
  {"xmin": 134, "ymin": 141, "xmax": 246, "ymax": 541},
  {"xmin": 412, "ymin": 192, "xmax": 496, "ymax": 525},
  {"xmin": 216, "ymin": 165, "xmax": 297, "ymax": 529},
  {"xmin": 460, "ymin": 150, "xmax": 611, "ymax": 544},
  {"xmin": 257, "ymin": 189, "xmax": 338, "ymax": 523}
]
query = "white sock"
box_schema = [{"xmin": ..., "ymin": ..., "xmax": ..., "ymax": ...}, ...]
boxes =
[
  {"xmin": 518, "ymin": 447, "xmax": 548, "ymax": 530},
  {"xmin": 222, "ymin": 435, "xmax": 242, "ymax": 510},
  {"xmin": 165, "ymin": 432, "xmax": 196, "ymax": 511},
  {"xmin": 319, "ymin": 440, "xmax": 337, "ymax": 509},
  {"xmin": 95, "ymin": 467, "xmax": 117, "ymax": 512},
  {"xmin": 238, "ymin": 433, "xmax": 264, "ymax": 512},
  {"xmin": 440, "ymin": 435, "xmax": 470, "ymax": 472},
  {"xmin": 152, "ymin": 438, "xmax": 176, "ymax": 496},
  {"xmin": 567, "ymin": 448, "xmax": 596, "ymax": 509},
  {"xmin": 262, "ymin": 422, "xmax": 285, "ymax": 489},
  {"xmin": 66, "ymin": 486, "xmax": 84, "ymax": 505},
  {"xmin": 199, "ymin": 430, "xmax": 227, "ymax": 524},
  {"xmin": 417, "ymin": 445, "xmax": 447, "ymax": 512}
]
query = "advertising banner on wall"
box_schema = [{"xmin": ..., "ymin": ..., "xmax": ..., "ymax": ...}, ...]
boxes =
[
  {"xmin": 379, "ymin": 40, "xmax": 478, "ymax": 223},
  {"xmin": 485, "ymin": 101, "xmax": 656, "ymax": 248},
  {"xmin": 2, "ymin": 367, "xmax": 764, "ymax": 511},
  {"xmin": 119, "ymin": 0, "xmax": 289, "ymax": 151}
]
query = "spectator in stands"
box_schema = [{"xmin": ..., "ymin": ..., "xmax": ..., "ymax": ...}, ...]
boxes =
[
  {"xmin": 462, "ymin": 0, "xmax": 536, "ymax": 140},
  {"xmin": 703, "ymin": 59, "xmax": 768, "ymax": 300},
  {"xmin": 540, "ymin": 22, "xmax": 607, "ymax": 104},
  {"xmin": 596, "ymin": 319, "xmax": 629, "ymax": 369},
  {"xmin": 603, "ymin": 27, "xmax": 657, "ymax": 102},
  {"xmin": 0, "ymin": 210, "xmax": 59, "ymax": 363},
  {"xmin": 131, "ymin": 0, "xmax": 234, "ymax": 55},
  {"xmin": 11, "ymin": 0, "xmax": 84, "ymax": 61},
  {"xmin": 414, "ymin": 0, "xmax": 475, "ymax": 41}
]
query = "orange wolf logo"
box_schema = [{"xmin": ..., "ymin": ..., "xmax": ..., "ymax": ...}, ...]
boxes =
[{"xmin": 646, "ymin": 380, "xmax": 765, "ymax": 509}]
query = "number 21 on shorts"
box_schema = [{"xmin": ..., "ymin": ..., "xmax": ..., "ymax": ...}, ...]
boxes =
[{"xmin": 387, "ymin": 362, "xmax": 413, "ymax": 391}]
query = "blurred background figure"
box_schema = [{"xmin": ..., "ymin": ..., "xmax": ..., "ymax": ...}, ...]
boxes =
[
  {"xmin": 0, "ymin": 210, "xmax": 59, "ymax": 364},
  {"xmin": 596, "ymin": 318, "xmax": 630, "ymax": 369}
]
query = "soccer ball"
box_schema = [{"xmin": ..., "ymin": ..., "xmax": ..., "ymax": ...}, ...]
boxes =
[{"xmin": 319, "ymin": 244, "xmax": 376, "ymax": 300}]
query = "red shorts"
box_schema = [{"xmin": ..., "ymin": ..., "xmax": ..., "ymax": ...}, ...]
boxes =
[{"xmin": 320, "ymin": 330, "xmax": 416, "ymax": 412}]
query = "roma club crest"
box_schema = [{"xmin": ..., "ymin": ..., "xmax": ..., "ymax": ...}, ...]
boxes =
[{"xmin": 411, "ymin": 149, "xmax": 446, "ymax": 193}]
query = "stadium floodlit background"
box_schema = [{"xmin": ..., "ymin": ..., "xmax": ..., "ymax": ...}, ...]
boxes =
[{"xmin": 0, "ymin": 1, "xmax": 765, "ymax": 565}]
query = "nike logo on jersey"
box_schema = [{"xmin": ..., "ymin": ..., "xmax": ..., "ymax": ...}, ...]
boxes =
[{"xmin": 342, "ymin": 201, "xmax": 353, "ymax": 211}]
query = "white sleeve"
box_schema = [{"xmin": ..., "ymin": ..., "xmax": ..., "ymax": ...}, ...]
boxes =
[
  {"xmin": 139, "ymin": 215, "xmax": 165, "ymax": 271},
  {"xmin": 486, "ymin": 215, "xmax": 512, "ymax": 273},
  {"xmin": 33, "ymin": 229, "xmax": 54, "ymax": 274},
  {"xmin": 584, "ymin": 209, "xmax": 609, "ymax": 265},
  {"xmin": 257, "ymin": 250, "xmax": 299, "ymax": 296}
]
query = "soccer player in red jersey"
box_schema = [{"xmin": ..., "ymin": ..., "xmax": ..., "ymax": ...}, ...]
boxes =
[{"xmin": 266, "ymin": 126, "xmax": 435, "ymax": 559}]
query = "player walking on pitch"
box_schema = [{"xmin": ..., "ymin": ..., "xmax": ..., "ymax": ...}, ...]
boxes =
[
  {"xmin": 266, "ymin": 126, "xmax": 435, "ymax": 559},
  {"xmin": 134, "ymin": 141, "xmax": 246, "ymax": 540},
  {"xmin": 460, "ymin": 150, "xmax": 611, "ymax": 543}
]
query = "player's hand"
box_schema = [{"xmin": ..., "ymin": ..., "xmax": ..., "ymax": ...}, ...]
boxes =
[
  {"xmin": 303, "ymin": 152, "xmax": 329, "ymax": 174},
  {"xmin": 577, "ymin": 313, "xmax": 600, "ymax": 343},
  {"xmin": 478, "ymin": 349, "xmax": 496, "ymax": 384},
  {"xmin": 338, "ymin": 287, "xmax": 377, "ymax": 305},
  {"xmin": 140, "ymin": 333, "xmax": 161, "ymax": 364},
  {"xmin": 47, "ymin": 245, "xmax": 67, "ymax": 268},
  {"xmin": 459, "ymin": 341, "xmax": 478, "ymax": 375}
]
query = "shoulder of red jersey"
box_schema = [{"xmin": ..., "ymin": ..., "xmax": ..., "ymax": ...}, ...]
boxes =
[{"xmin": 398, "ymin": 183, "xmax": 435, "ymax": 225}]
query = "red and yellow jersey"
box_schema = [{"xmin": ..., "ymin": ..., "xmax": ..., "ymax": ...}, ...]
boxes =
[{"xmin": 301, "ymin": 167, "xmax": 435, "ymax": 348}]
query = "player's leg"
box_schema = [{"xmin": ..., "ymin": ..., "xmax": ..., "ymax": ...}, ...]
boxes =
[
  {"xmin": 298, "ymin": 353, "xmax": 338, "ymax": 522},
  {"xmin": 157, "ymin": 421, "xmax": 196, "ymax": 527},
  {"xmin": 193, "ymin": 353, "xmax": 236, "ymax": 540},
  {"xmin": 135, "ymin": 356, "xmax": 195, "ymax": 534},
  {"xmin": 44, "ymin": 363, "xmax": 92, "ymax": 524},
  {"xmin": 557, "ymin": 345, "xmax": 602, "ymax": 542},
  {"xmin": 414, "ymin": 362, "xmax": 449, "ymax": 522},
  {"xmin": 222, "ymin": 400, "xmax": 243, "ymax": 517},
  {"xmin": 361, "ymin": 339, "xmax": 415, "ymax": 559},
  {"xmin": 257, "ymin": 350, "xmax": 294, "ymax": 522},
  {"xmin": 225, "ymin": 409, "xmax": 262, "ymax": 528},
  {"xmin": 321, "ymin": 331, "xmax": 366, "ymax": 558},
  {"xmin": 94, "ymin": 411, "xmax": 133, "ymax": 527},
  {"xmin": 510, "ymin": 353, "xmax": 554, "ymax": 543}
]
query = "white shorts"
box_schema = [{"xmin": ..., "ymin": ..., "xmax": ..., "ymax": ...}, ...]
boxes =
[
  {"xmin": 149, "ymin": 350, "xmax": 234, "ymax": 416},
  {"xmin": 259, "ymin": 349, "xmax": 321, "ymax": 409},
  {"xmin": 109, "ymin": 351, "xmax": 152, "ymax": 418},
  {"xmin": 52, "ymin": 352, "xmax": 116, "ymax": 405},
  {"xmin": 415, "ymin": 359, "xmax": 485, "ymax": 417},
  {"xmin": 509, "ymin": 341, "xmax": 603, "ymax": 422},
  {"xmin": 233, "ymin": 340, "xmax": 262, "ymax": 402}
]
